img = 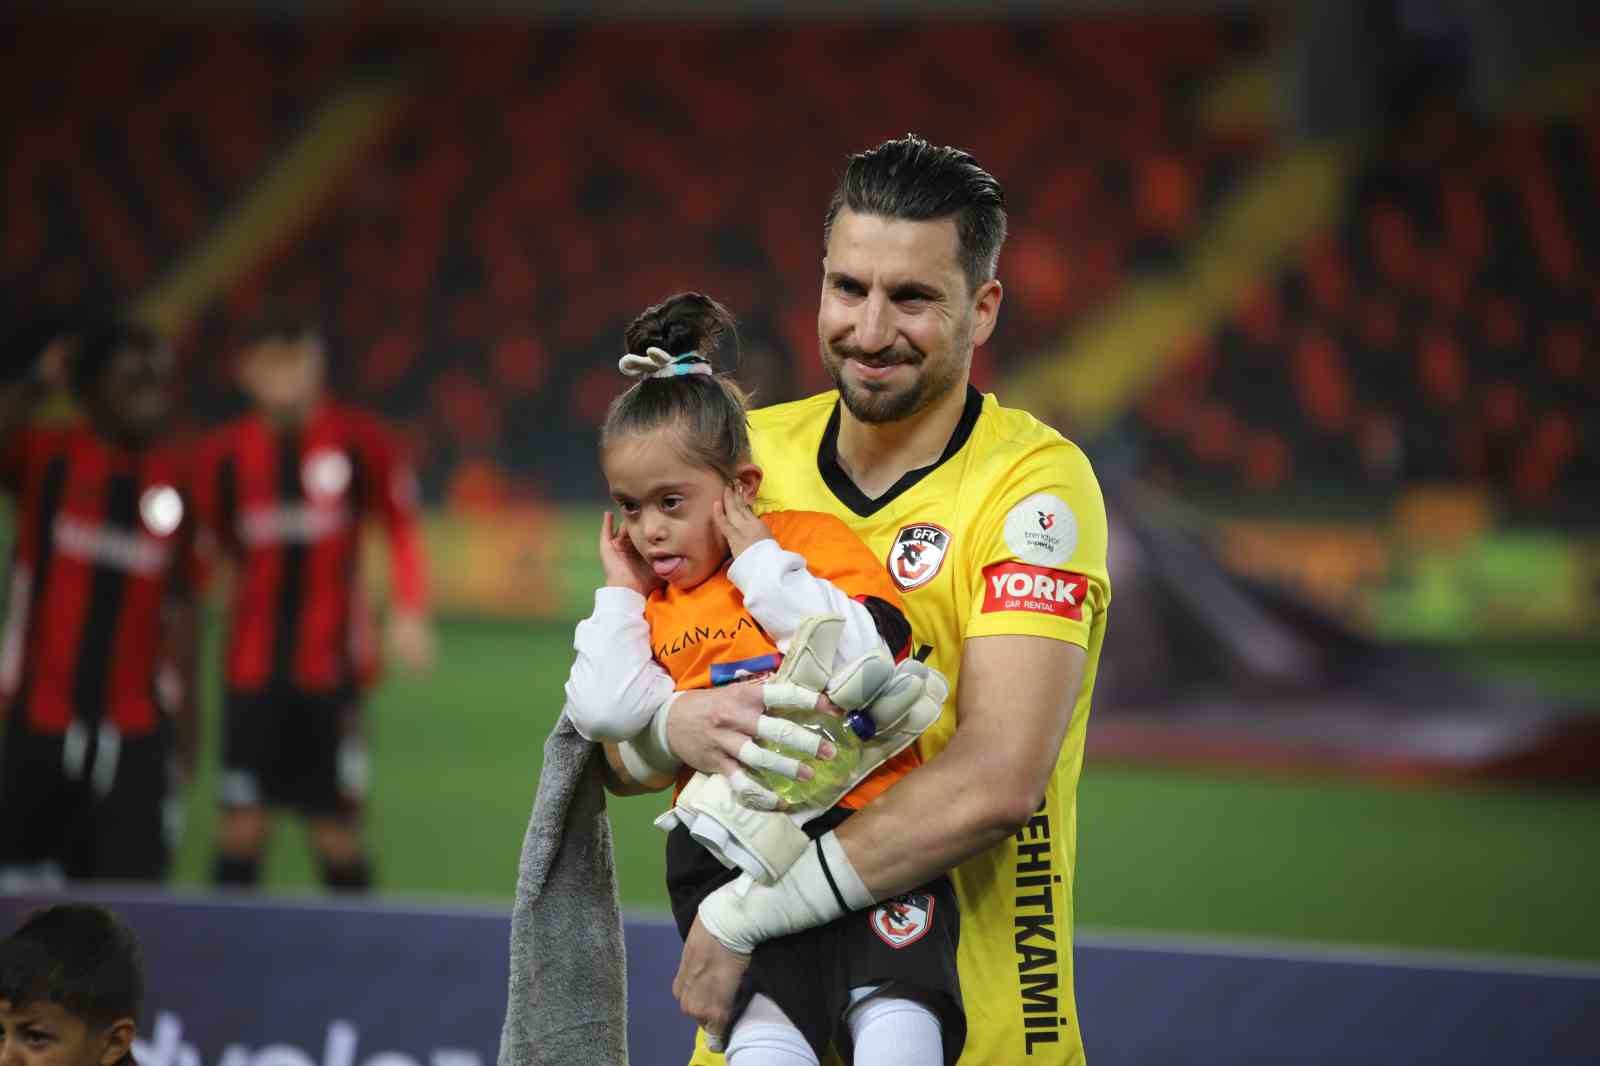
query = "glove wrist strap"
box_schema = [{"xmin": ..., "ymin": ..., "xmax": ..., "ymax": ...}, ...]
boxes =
[{"xmin": 698, "ymin": 831, "xmax": 874, "ymax": 955}]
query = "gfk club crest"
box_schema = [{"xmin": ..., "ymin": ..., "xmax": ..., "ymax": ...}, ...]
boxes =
[
  {"xmin": 887, "ymin": 523, "xmax": 950, "ymax": 592},
  {"xmin": 870, "ymin": 892, "xmax": 935, "ymax": 949}
]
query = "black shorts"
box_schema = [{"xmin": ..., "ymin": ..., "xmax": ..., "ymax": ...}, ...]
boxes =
[
  {"xmin": 0, "ymin": 717, "xmax": 174, "ymax": 881},
  {"xmin": 221, "ymin": 686, "xmax": 366, "ymax": 817},
  {"xmin": 667, "ymin": 807, "xmax": 966, "ymax": 1064}
]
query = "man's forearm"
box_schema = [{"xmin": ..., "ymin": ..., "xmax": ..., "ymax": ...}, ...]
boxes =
[
  {"xmin": 692, "ymin": 744, "xmax": 1019, "ymax": 960},
  {"xmin": 832, "ymin": 727, "xmax": 1028, "ymax": 898},
  {"xmin": 689, "ymin": 636, "xmax": 1087, "ymax": 1016},
  {"xmin": 833, "ymin": 636, "xmax": 1088, "ymax": 897},
  {"xmin": 165, "ymin": 596, "xmax": 202, "ymax": 774}
]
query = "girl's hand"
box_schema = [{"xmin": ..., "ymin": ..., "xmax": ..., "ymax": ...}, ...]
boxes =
[
  {"xmin": 713, "ymin": 483, "xmax": 772, "ymax": 560},
  {"xmin": 599, "ymin": 511, "xmax": 662, "ymax": 596}
]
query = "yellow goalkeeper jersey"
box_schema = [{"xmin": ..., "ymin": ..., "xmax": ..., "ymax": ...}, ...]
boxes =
[{"xmin": 689, "ymin": 385, "xmax": 1110, "ymax": 1065}]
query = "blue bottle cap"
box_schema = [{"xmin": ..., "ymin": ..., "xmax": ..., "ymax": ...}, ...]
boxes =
[{"xmin": 845, "ymin": 710, "xmax": 876, "ymax": 741}]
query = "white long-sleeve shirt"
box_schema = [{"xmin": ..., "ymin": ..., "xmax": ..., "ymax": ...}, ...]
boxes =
[{"xmin": 564, "ymin": 537, "xmax": 890, "ymax": 743}]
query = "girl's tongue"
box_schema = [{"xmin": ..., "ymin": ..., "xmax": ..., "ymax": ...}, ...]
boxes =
[{"xmin": 651, "ymin": 555, "xmax": 684, "ymax": 579}]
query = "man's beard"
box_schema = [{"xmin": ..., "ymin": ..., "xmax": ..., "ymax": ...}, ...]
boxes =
[{"xmin": 823, "ymin": 343, "xmax": 962, "ymax": 424}]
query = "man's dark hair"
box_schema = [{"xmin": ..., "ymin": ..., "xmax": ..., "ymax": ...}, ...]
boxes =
[
  {"xmin": 70, "ymin": 320, "xmax": 160, "ymax": 400},
  {"xmin": 822, "ymin": 134, "xmax": 1008, "ymax": 292},
  {"xmin": 0, "ymin": 904, "xmax": 145, "ymax": 1028},
  {"xmin": 243, "ymin": 310, "xmax": 322, "ymax": 349}
]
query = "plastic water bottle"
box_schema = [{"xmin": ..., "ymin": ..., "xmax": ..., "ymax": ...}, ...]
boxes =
[{"xmin": 754, "ymin": 709, "xmax": 876, "ymax": 808}]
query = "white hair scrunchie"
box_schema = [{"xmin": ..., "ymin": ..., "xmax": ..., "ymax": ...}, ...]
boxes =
[{"xmin": 618, "ymin": 346, "xmax": 715, "ymax": 379}]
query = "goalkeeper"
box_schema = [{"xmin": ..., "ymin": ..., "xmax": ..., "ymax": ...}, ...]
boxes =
[{"xmin": 564, "ymin": 291, "xmax": 963, "ymax": 1065}]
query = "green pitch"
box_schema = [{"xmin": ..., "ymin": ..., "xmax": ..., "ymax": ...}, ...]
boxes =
[{"xmin": 172, "ymin": 616, "xmax": 1600, "ymax": 962}]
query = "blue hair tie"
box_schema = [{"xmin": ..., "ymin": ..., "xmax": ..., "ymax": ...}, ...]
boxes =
[{"xmin": 618, "ymin": 346, "xmax": 715, "ymax": 379}]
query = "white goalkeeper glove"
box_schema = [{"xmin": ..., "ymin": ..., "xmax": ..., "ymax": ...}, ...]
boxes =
[
  {"xmin": 658, "ymin": 615, "xmax": 949, "ymax": 884},
  {"xmin": 654, "ymin": 614, "xmax": 843, "ymax": 877},
  {"xmin": 698, "ymin": 831, "xmax": 875, "ymax": 956},
  {"xmin": 655, "ymin": 771, "xmax": 812, "ymax": 884}
]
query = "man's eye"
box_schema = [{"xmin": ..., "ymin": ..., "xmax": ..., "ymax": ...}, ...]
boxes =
[{"xmin": 834, "ymin": 279, "xmax": 865, "ymax": 297}]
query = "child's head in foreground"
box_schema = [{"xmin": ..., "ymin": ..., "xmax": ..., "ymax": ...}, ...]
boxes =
[
  {"xmin": 0, "ymin": 905, "xmax": 143, "ymax": 1066},
  {"xmin": 600, "ymin": 292, "xmax": 759, "ymax": 591}
]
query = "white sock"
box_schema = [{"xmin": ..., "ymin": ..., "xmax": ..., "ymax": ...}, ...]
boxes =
[
  {"xmin": 846, "ymin": 987, "xmax": 944, "ymax": 1066},
  {"xmin": 726, "ymin": 994, "xmax": 819, "ymax": 1066}
]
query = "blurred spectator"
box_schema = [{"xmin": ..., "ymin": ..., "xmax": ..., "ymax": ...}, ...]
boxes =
[
  {"xmin": 1359, "ymin": 410, "xmax": 1405, "ymax": 486},
  {"xmin": 0, "ymin": 319, "xmax": 201, "ymax": 887},
  {"xmin": 198, "ymin": 316, "xmax": 432, "ymax": 893}
]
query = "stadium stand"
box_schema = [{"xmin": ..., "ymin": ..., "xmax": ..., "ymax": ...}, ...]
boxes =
[
  {"xmin": 171, "ymin": 16, "xmax": 1268, "ymax": 500},
  {"xmin": 0, "ymin": 18, "xmax": 360, "ymax": 314},
  {"xmin": 1134, "ymin": 98, "xmax": 1600, "ymax": 524}
]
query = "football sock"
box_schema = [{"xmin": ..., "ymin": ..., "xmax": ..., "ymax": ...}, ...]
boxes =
[
  {"xmin": 726, "ymin": 994, "xmax": 818, "ymax": 1066},
  {"xmin": 724, "ymin": 1023, "xmax": 817, "ymax": 1066},
  {"xmin": 847, "ymin": 990, "xmax": 943, "ymax": 1066},
  {"xmin": 320, "ymin": 856, "xmax": 372, "ymax": 892},
  {"xmin": 213, "ymin": 854, "xmax": 260, "ymax": 887}
]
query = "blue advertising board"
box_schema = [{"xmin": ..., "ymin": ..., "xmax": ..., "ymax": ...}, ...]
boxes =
[
  {"xmin": 0, "ymin": 891, "xmax": 693, "ymax": 1066},
  {"xmin": 1, "ymin": 891, "xmax": 1596, "ymax": 1066}
]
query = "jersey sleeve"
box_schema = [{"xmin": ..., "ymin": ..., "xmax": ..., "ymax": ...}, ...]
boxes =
[
  {"xmin": 170, "ymin": 450, "xmax": 216, "ymax": 599},
  {"xmin": 168, "ymin": 485, "xmax": 208, "ymax": 600},
  {"xmin": 357, "ymin": 416, "xmax": 428, "ymax": 613},
  {"xmin": 0, "ymin": 433, "xmax": 24, "ymax": 494},
  {"xmin": 565, "ymin": 586, "xmax": 676, "ymax": 742},
  {"xmin": 963, "ymin": 441, "xmax": 1110, "ymax": 648},
  {"xmin": 0, "ymin": 426, "xmax": 59, "ymax": 495},
  {"xmin": 184, "ymin": 430, "xmax": 229, "ymax": 568}
]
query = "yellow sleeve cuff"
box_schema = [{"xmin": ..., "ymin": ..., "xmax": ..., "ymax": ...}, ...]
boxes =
[{"xmin": 964, "ymin": 611, "xmax": 1091, "ymax": 648}]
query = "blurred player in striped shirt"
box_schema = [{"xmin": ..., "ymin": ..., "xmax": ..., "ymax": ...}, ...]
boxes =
[
  {"xmin": 0, "ymin": 317, "xmax": 201, "ymax": 886},
  {"xmin": 198, "ymin": 315, "xmax": 432, "ymax": 892}
]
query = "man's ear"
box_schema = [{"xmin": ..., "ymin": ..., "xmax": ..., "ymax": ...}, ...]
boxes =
[
  {"xmin": 732, "ymin": 463, "xmax": 763, "ymax": 503},
  {"xmin": 970, "ymin": 278, "xmax": 1003, "ymax": 348},
  {"xmin": 235, "ymin": 352, "xmax": 257, "ymax": 394},
  {"xmin": 98, "ymin": 1018, "xmax": 136, "ymax": 1066}
]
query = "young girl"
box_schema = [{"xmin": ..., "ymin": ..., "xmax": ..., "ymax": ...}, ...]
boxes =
[{"xmin": 564, "ymin": 292, "xmax": 964, "ymax": 1066}]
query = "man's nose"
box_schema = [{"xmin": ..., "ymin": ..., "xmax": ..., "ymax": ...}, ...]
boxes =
[{"xmin": 855, "ymin": 292, "xmax": 895, "ymax": 353}]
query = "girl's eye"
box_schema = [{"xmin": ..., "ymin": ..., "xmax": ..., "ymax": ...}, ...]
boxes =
[
  {"xmin": 662, "ymin": 496, "xmax": 683, "ymax": 511},
  {"xmin": 618, "ymin": 502, "xmax": 639, "ymax": 516}
]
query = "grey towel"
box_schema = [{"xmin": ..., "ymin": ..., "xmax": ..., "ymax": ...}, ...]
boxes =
[{"xmin": 498, "ymin": 710, "xmax": 629, "ymax": 1066}]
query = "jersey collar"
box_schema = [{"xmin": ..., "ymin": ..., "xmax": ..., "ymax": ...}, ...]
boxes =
[{"xmin": 816, "ymin": 384, "xmax": 984, "ymax": 517}]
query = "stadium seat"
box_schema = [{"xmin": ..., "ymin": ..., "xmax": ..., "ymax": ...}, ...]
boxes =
[
  {"xmin": 176, "ymin": 17, "xmax": 1265, "ymax": 499},
  {"xmin": 1134, "ymin": 99, "xmax": 1600, "ymax": 521}
]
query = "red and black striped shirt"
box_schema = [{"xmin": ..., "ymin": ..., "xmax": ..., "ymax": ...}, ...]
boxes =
[
  {"xmin": 197, "ymin": 403, "xmax": 426, "ymax": 695},
  {"xmin": 0, "ymin": 424, "xmax": 201, "ymax": 737}
]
